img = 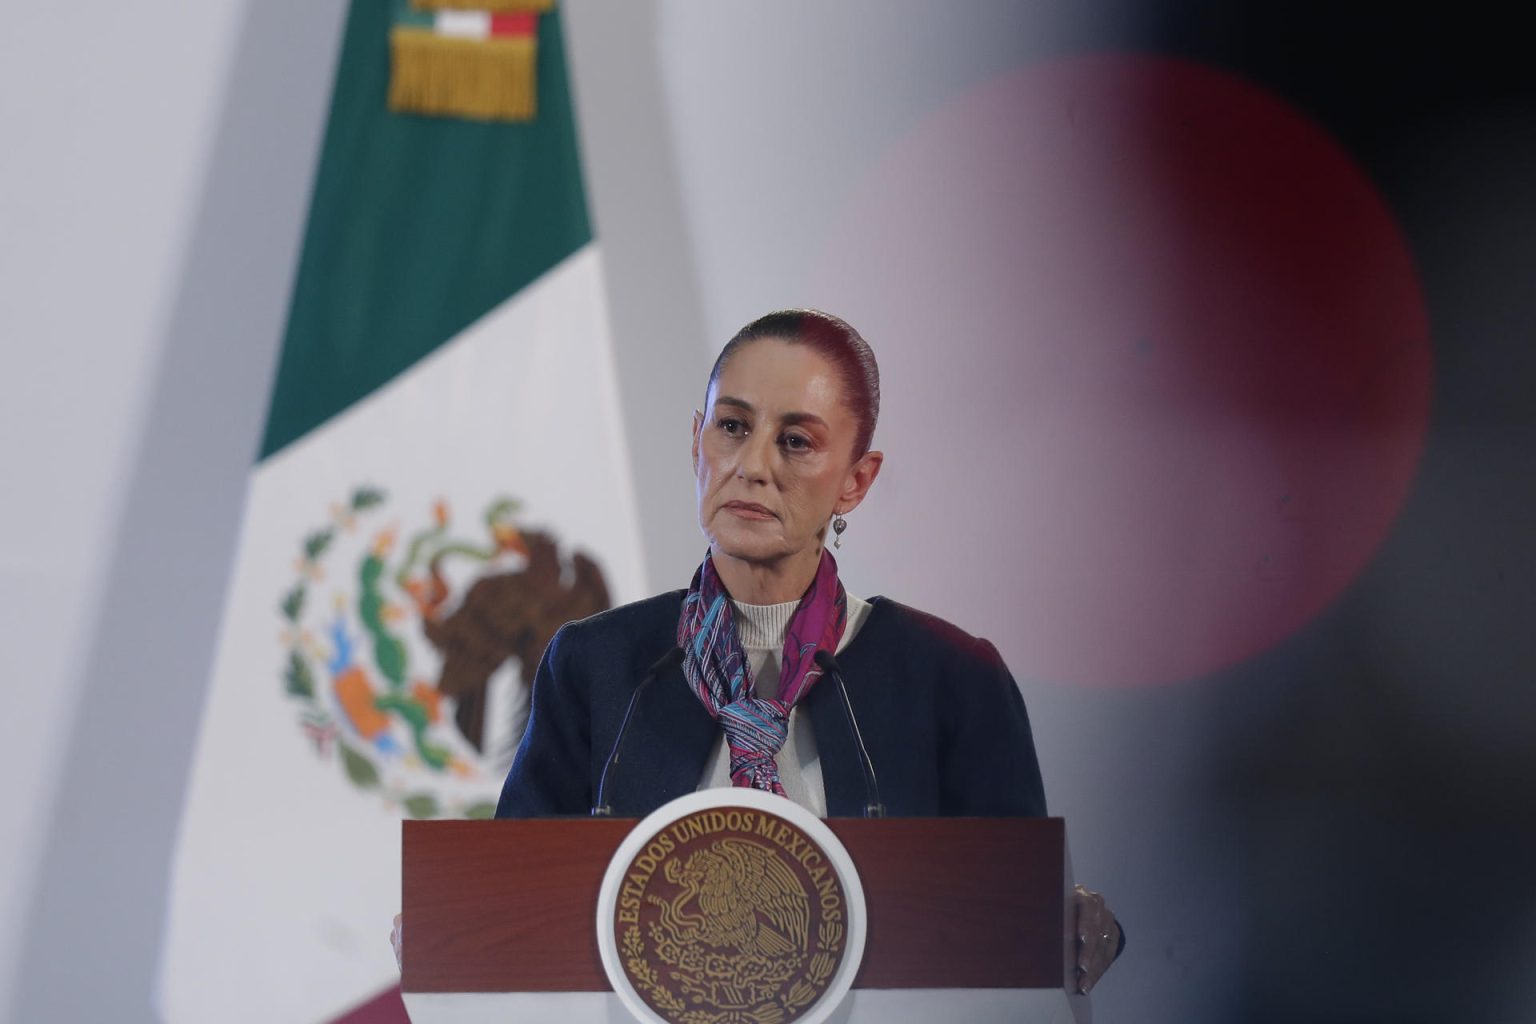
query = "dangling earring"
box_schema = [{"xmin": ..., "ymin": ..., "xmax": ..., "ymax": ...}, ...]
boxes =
[{"xmin": 832, "ymin": 513, "xmax": 848, "ymax": 549}]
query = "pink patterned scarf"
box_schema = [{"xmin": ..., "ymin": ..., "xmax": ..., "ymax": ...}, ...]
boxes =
[{"xmin": 676, "ymin": 550, "xmax": 848, "ymax": 794}]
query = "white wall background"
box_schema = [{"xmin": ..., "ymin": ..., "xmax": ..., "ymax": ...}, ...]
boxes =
[
  {"xmin": 0, "ymin": 1, "xmax": 348, "ymax": 1019},
  {"xmin": 0, "ymin": 0, "xmax": 248, "ymax": 1011}
]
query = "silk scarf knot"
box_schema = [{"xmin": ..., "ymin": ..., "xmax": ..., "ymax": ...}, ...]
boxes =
[{"xmin": 677, "ymin": 550, "xmax": 847, "ymax": 795}]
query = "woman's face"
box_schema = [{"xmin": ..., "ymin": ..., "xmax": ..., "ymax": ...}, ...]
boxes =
[{"xmin": 692, "ymin": 338, "xmax": 882, "ymax": 575}]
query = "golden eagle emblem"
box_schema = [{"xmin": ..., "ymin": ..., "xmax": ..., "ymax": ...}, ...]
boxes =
[
  {"xmin": 656, "ymin": 838, "xmax": 810, "ymax": 960},
  {"xmin": 614, "ymin": 808, "xmax": 848, "ymax": 1023}
]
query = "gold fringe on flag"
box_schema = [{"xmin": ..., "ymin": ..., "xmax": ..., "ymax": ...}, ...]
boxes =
[
  {"xmin": 411, "ymin": 0, "xmax": 553, "ymax": 11},
  {"xmin": 389, "ymin": 28, "xmax": 538, "ymax": 122}
]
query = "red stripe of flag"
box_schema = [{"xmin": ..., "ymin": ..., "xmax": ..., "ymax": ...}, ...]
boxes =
[
  {"xmin": 327, "ymin": 984, "xmax": 409, "ymax": 1024},
  {"xmin": 489, "ymin": 12, "xmax": 536, "ymax": 37}
]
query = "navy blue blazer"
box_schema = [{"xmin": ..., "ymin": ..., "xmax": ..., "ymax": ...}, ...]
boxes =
[{"xmin": 495, "ymin": 591, "xmax": 1047, "ymax": 819}]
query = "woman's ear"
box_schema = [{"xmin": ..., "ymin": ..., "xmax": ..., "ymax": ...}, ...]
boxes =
[
  {"xmin": 836, "ymin": 450, "xmax": 884, "ymax": 514},
  {"xmin": 691, "ymin": 410, "xmax": 704, "ymax": 473}
]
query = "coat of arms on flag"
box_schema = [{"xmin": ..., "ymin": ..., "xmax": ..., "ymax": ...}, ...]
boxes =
[
  {"xmin": 281, "ymin": 487, "xmax": 610, "ymax": 819},
  {"xmin": 389, "ymin": 0, "xmax": 555, "ymax": 121}
]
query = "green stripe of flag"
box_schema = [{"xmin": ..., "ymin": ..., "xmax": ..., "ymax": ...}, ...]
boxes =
[{"xmin": 260, "ymin": 0, "xmax": 590, "ymax": 458}]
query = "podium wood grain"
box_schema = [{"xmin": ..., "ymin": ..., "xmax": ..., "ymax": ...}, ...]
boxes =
[{"xmin": 402, "ymin": 817, "xmax": 1066, "ymax": 993}]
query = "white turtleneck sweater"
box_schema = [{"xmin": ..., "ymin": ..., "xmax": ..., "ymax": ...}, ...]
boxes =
[{"xmin": 697, "ymin": 593, "xmax": 873, "ymax": 817}]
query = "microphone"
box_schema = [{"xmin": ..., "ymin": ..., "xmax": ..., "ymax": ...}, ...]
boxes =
[
  {"xmin": 813, "ymin": 649, "xmax": 885, "ymax": 818},
  {"xmin": 592, "ymin": 646, "xmax": 684, "ymax": 816}
]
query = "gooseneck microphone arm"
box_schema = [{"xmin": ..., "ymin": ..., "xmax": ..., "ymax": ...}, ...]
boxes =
[
  {"xmin": 813, "ymin": 649, "xmax": 885, "ymax": 818},
  {"xmin": 592, "ymin": 646, "xmax": 684, "ymax": 817}
]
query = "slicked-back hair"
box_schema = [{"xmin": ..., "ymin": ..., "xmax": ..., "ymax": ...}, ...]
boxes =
[{"xmin": 705, "ymin": 309, "xmax": 881, "ymax": 459}]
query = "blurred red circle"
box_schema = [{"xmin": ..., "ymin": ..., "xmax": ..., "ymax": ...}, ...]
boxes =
[{"xmin": 816, "ymin": 55, "xmax": 1431, "ymax": 686}]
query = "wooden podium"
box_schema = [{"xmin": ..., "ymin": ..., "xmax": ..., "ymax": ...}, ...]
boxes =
[{"xmin": 401, "ymin": 817, "xmax": 1090, "ymax": 1023}]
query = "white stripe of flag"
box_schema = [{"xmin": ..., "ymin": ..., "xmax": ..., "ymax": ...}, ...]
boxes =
[{"xmin": 434, "ymin": 11, "xmax": 491, "ymax": 39}]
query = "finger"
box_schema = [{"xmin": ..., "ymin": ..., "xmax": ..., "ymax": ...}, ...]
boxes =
[
  {"xmin": 1073, "ymin": 888, "xmax": 1107, "ymax": 930},
  {"xmin": 1077, "ymin": 929, "xmax": 1118, "ymax": 993},
  {"xmin": 1075, "ymin": 954, "xmax": 1107, "ymax": 995},
  {"xmin": 1075, "ymin": 896, "xmax": 1112, "ymax": 945},
  {"xmin": 1076, "ymin": 963, "xmax": 1098, "ymax": 994},
  {"xmin": 1075, "ymin": 937, "xmax": 1101, "ymax": 972},
  {"xmin": 1079, "ymin": 915, "xmax": 1120, "ymax": 966},
  {"xmin": 1076, "ymin": 926, "xmax": 1113, "ymax": 965},
  {"xmin": 1071, "ymin": 887, "xmax": 1120, "ymax": 990},
  {"xmin": 1075, "ymin": 907, "xmax": 1113, "ymax": 947}
]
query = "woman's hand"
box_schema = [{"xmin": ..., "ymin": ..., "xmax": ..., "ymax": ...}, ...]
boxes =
[
  {"xmin": 1073, "ymin": 884, "xmax": 1121, "ymax": 994},
  {"xmin": 391, "ymin": 913, "xmax": 403, "ymax": 972}
]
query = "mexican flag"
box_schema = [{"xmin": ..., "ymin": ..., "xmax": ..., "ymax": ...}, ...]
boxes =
[{"xmin": 158, "ymin": 3, "xmax": 645, "ymax": 1021}]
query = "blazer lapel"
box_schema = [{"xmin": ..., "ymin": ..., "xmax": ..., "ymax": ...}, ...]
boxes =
[{"xmin": 607, "ymin": 664, "xmax": 717, "ymax": 817}]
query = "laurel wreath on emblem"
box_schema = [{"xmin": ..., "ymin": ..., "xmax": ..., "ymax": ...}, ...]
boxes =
[
  {"xmin": 623, "ymin": 920, "xmax": 842, "ymax": 1024},
  {"xmin": 279, "ymin": 486, "xmax": 610, "ymax": 818},
  {"xmin": 620, "ymin": 836, "xmax": 845, "ymax": 1024}
]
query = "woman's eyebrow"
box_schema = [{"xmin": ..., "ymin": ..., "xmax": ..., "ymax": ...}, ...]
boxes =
[
  {"xmin": 781, "ymin": 412, "xmax": 829, "ymax": 430},
  {"xmin": 714, "ymin": 397, "xmax": 827, "ymax": 430}
]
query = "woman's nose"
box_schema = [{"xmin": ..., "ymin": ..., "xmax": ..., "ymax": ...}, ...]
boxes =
[{"xmin": 735, "ymin": 433, "xmax": 772, "ymax": 481}]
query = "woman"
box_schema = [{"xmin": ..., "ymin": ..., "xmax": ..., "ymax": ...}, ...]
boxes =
[{"xmin": 490, "ymin": 309, "xmax": 1123, "ymax": 991}]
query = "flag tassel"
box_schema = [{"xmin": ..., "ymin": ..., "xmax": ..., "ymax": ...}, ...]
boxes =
[{"xmin": 388, "ymin": 29, "xmax": 537, "ymax": 122}]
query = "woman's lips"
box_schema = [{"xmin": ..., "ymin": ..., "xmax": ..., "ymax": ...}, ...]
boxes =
[{"xmin": 722, "ymin": 501, "xmax": 776, "ymax": 520}]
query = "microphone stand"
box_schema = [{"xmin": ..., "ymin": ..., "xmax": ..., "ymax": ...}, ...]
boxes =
[
  {"xmin": 591, "ymin": 646, "xmax": 683, "ymax": 817},
  {"xmin": 814, "ymin": 650, "xmax": 885, "ymax": 818}
]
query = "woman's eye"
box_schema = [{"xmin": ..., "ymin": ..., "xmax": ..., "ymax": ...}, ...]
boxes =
[
  {"xmin": 780, "ymin": 434, "xmax": 811, "ymax": 452},
  {"xmin": 717, "ymin": 417, "xmax": 746, "ymax": 436}
]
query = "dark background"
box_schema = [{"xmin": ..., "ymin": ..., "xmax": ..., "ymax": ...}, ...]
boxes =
[{"xmin": 1139, "ymin": 5, "xmax": 1535, "ymax": 1020}]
